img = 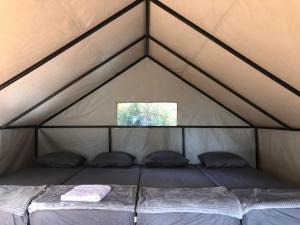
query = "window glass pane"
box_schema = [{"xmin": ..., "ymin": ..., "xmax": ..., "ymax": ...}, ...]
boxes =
[{"xmin": 117, "ymin": 103, "xmax": 177, "ymax": 126}]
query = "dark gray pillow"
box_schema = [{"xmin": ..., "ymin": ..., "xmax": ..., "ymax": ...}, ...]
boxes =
[
  {"xmin": 88, "ymin": 152, "xmax": 136, "ymax": 168},
  {"xmin": 143, "ymin": 151, "xmax": 188, "ymax": 167},
  {"xmin": 35, "ymin": 152, "xmax": 85, "ymax": 168},
  {"xmin": 198, "ymin": 152, "xmax": 249, "ymax": 168}
]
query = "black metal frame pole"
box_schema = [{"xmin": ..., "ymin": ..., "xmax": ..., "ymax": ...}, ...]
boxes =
[
  {"xmin": 149, "ymin": 36, "xmax": 290, "ymax": 128},
  {"xmin": 255, "ymin": 128, "xmax": 259, "ymax": 169},
  {"xmin": 148, "ymin": 56, "xmax": 253, "ymax": 126},
  {"xmin": 182, "ymin": 128, "xmax": 185, "ymax": 157},
  {"xmin": 0, "ymin": 0, "xmax": 144, "ymax": 91},
  {"xmin": 108, "ymin": 128, "xmax": 112, "ymax": 152},
  {"xmin": 2, "ymin": 36, "xmax": 145, "ymax": 129},
  {"xmin": 150, "ymin": 0, "xmax": 300, "ymax": 97},
  {"xmin": 34, "ymin": 126, "xmax": 39, "ymax": 158},
  {"xmin": 40, "ymin": 56, "xmax": 146, "ymax": 125}
]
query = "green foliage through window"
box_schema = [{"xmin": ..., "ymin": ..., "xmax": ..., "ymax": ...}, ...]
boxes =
[{"xmin": 117, "ymin": 103, "xmax": 177, "ymax": 126}]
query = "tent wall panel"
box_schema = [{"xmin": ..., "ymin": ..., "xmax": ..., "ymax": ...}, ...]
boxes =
[
  {"xmin": 112, "ymin": 128, "xmax": 182, "ymax": 163},
  {"xmin": 0, "ymin": 0, "xmax": 135, "ymax": 84},
  {"xmin": 12, "ymin": 40, "xmax": 145, "ymax": 126},
  {"xmin": 160, "ymin": 0, "xmax": 300, "ymax": 89},
  {"xmin": 149, "ymin": 40, "xmax": 280, "ymax": 127},
  {"xmin": 0, "ymin": 3, "xmax": 145, "ymax": 126},
  {"xmin": 150, "ymin": 4, "xmax": 300, "ymax": 128},
  {"xmin": 38, "ymin": 128, "xmax": 109, "ymax": 160},
  {"xmin": 185, "ymin": 128, "xmax": 255, "ymax": 166},
  {"xmin": 258, "ymin": 129, "xmax": 300, "ymax": 185},
  {"xmin": 0, "ymin": 128, "xmax": 34, "ymax": 174},
  {"xmin": 45, "ymin": 58, "xmax": 247, "ymax": 126}
]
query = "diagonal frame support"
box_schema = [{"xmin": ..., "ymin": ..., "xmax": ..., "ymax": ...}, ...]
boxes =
[
  {"xmin": 2, "ymin": 36, "xmax": 146, "ymax": 129},
  {"xmin": 148, "ymin": 56, "xmax": 253, "ymax": 126},
  {"xmin": 149, "ymin": 36, "xmax": 290, "ymax": 128},
  {"xmin": 151, "ymin": 0, "xmax": 300, "ymax": 97},
  {"xmin": 0, "ymin": 0, "xmax": 144, "ymax": 91}
]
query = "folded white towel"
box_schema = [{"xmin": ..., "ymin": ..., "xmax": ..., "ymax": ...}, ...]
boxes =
[{"xmin": 61, "ymin": 185, "xmax": 111, "ymax": 202}]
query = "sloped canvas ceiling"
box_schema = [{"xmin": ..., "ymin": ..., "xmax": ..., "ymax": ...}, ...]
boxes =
[
  {"xmin": 0, "ymin": 0, "xmax": 299, "ymax": 129},
  {"xmin": 45, "ymin": 58, "xmax": 247, "ymax": 126}
]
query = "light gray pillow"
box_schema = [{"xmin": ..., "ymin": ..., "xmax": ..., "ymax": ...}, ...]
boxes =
[
  {"xmin": 35, "ymin": 152, "xmax": 85, "ymax": 168},
  {"xmin": 144, "ymin": 150, "xmax": 188, "ymax": 167},
  {"xmin": 198, "ymin": 152, "xmax": 249, "ymax": 168},
  {"xmin": 88, "ymin": 152, "xmax": 136, "ymax": 168}
]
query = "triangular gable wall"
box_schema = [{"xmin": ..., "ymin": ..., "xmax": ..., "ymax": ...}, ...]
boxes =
[
  {"xmin": 44, "ymin": 58, "xmax": 248, "ymax": 126},
  {"xmin": 0, "ymin": 0, "xmax": 299, "ymax": 129}
]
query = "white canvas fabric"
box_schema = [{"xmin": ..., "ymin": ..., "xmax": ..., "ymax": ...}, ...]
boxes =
[
  {"xmin": 12, "ymin": 40, "xmax": 145, "ymax": 126},
  {"xmin": 112, "ymin": 128, "xmax": 182, "ymax": 164},
  {"xmin": 0, "ymin": 129, "xmax": 35, "ymax": 174},
  {"xmin": 0, "ymin": 3, "xmax": 145, "ymax": 126},
  {"xmin": 259, "ymin": 129, "xmax": 300, "ymax": 185},
  {"xmin": 185, "ymin": 128, "xmax": 255, "ymax": 166},
  {"xmin": 38, "ymin": 128, "xmax": 109, "ymax": 160},
  {"xmin": 46, "ymin": 59, "xmax": 247, "ymax": 126}
]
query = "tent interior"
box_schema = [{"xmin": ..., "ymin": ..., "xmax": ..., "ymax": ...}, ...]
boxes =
[{"xmin": 0, "ymin": 1, "xmax": 300, "ymax": 225}]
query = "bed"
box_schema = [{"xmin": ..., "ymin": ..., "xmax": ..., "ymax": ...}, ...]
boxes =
[
  {"xmin": 0, "ymin": 166, "xmax": 82, "ymax": 225},
  {"xmin": 200, "ymin": 166, "xmax": 292, "ymax": 189},
  {"xmin": 29, "ymin": 166, "xmax": 141, "ymax": 225},
  {"xmin": 0, "ymin": 166, "xmax": 83, "ymax": 186},
  {"xmin": 136, "ymin": 166, "xmax": 241, "ymax": 225},
  {"xmin": 201, "ymin": 166, "xmax": 300, "ymax": 225}
]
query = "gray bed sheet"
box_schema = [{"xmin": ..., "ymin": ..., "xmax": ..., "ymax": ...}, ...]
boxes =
[
  {"xmin": 140, "ymin": 166, "xmax": 216, "ymax": 188},
  {"xmin": 201, "ymin": 167, "xmax": 292, "ymax": 189},
  {"xmin": 137, "ymin": 166, "xmax": 240, "ymax": 225},
  {"xmin": 29, "ymin": 166, "xmax": 141, "ymax": 225},
  {"xmin": 65, "ymin": 166, "xmax": 141, "ymax": 185},
  {"xmin": 0, "ymin": 166, "xmax": 83, "ymax": 186}
]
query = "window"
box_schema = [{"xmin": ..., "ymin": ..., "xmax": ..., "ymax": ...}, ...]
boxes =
[{"xmin": 117, "ymin": 103, "xmax": 177, "ymax": 126}]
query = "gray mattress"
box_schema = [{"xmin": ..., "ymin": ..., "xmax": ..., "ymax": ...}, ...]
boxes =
[
  {"xmin": 140, "ymin": 166, "xmax": 216, "ymax": 188},
  {"xmin": 137, "ymin": 167, "xmax": 240, "ymax": 225},
  {"xmin": 29, "ymin": 166, "xmax": 141, "ymax": 225},
  {"xmin": 0, "ymin": 167, "xmax": 82, "ymax": 186},
  {"xmin": 200, "ymin": 167, "xmax": 291, "ymax": 189}
]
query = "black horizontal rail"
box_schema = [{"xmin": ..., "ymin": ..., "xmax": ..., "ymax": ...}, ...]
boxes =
[
  {"xmin": 40, "ymin": 125, "xmax": 252, "ymax": 128},
  {"xmin": 148, "ymin": 56, "xmax": 253, "ymax": 126},
  {"xmin": 151, "ymin": 0, "xmax": 300, "ymax": 97},
  {"xmin": 39, "ymin": 56, "xmax": 146, "ymax": 125},
  {"xmin": 2, "ymin": 36, "xmax": 145, "ymax": 129},
  {"xmin": 149, "ymin": 36, "xmax": 289, "ymax": 128},
  {"xmin": 0, "ymin": 0, "xmax": 144, "ymax": 91}
]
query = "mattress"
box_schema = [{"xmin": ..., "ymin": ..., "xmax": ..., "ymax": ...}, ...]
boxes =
[
  {"xmin": 65, "ymin": 166, "xmax": 141, "ymax": 185},
  {"xmin": 137, "ymin": 166, "xmax": 239, "ymax": 225},
  {"xmin": 201, "ymin": 167, "xmax": 300, "ymax": 225},
  {"xmin": 0, "ymin": 167, "xmax": 83, "ymax": 186},
  {"xmin": 29, "ymin": 166, "xmax": 141, "ymax": 225},
  {"xmin": 200, "ymin": 167, "xmax": 292, "ymax": 189},
  {"xmin": 140, "ymin": 166, "xmax": 216, "ymax": 188},
  {"xmin": 0, "ymin": 166, "xmax": 82, "ymax": 225}
]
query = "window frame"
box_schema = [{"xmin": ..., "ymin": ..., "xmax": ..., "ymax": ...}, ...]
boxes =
[{"xmin": 116, "ymin": 102, "xmax": 179, "ymax": 126}]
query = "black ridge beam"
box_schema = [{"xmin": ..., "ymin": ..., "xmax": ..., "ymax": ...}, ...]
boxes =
[
  {"xmin": 256, "ymin": 127, "xmax": 300, "ymax": 131},
  {"xmin": 148, "ymin": 56, "xmax": 253, "ymax": 126},
  {"xmin": 39, "ymin": 56, "xmax": 146, "ymax": 125},
  {"xmin": 149, "ymin": 36, "xmax": 290, "ymax": 129},
  {"xmin": 0, "ymin": 0, "xmax": 144, "ymax": 91},
  {"xmin": 145, "ymin": 0, "xmax": 150, "ymax": 56},
  {"xmin": 40, "ymin": 125, "xmax": 252, "ymax": 128},
  {"xmin": 151, "ymin": 0, "xmax": 300, "ymax": 97},
  {"xmin": 2, "ymin": 36, "xmax": 145, "ymax": 129}
]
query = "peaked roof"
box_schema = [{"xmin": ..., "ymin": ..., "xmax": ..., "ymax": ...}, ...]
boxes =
[{"xmin": 1, "ymin": 0, "xmax": 299, "ymax": 129}]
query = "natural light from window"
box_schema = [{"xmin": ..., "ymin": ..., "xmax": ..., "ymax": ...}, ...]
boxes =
[{"xmin": 117, "ymin": 103, "xmax": 177, "ymax": 126}]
